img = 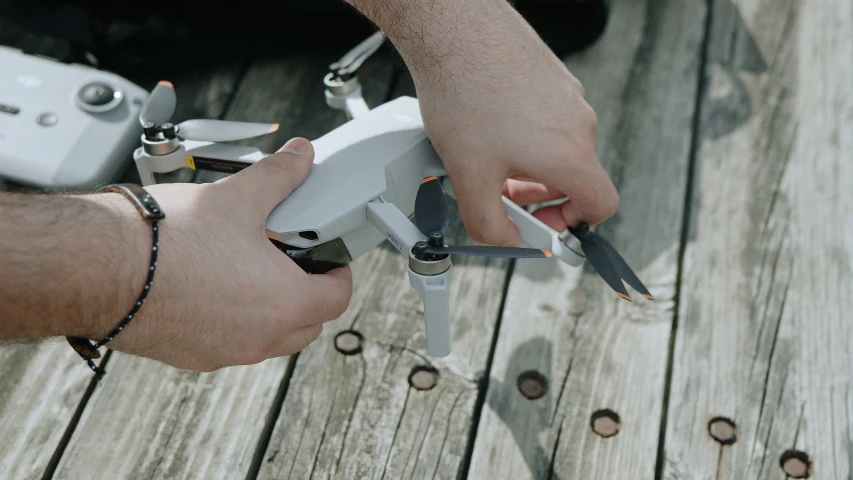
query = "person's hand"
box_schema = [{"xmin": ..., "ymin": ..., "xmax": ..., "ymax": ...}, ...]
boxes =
[
  {"xmin": 410, "ymin": 5, "xmax": 618, "ymax": 246},
  {"xmin": 104, "ymin": 138, "xmax": 352, "ymax": 372}
]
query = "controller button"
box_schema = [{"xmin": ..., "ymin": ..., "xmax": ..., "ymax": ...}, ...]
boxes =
[
  {"xmin": 1, "ymin": 103, "xmax": 20, "ymax": 115},
  {"xmin": 36, "ymin": 112, "xmax": 59, "ymax": 127}
]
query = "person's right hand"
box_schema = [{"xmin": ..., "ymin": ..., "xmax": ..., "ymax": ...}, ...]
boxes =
[{"xmin": 100, "ymin": 137, "xmax": 352, "ymax": 372}]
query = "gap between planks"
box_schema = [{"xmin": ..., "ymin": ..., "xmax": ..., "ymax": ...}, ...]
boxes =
[{"xmin": 653, "ymin": 0, "xmax": 716, "ymax": 477}]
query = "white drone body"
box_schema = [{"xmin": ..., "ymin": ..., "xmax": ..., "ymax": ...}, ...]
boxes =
[{"xmin": 132, "ymin": 33, "xmax": 624, "ymax": 357}]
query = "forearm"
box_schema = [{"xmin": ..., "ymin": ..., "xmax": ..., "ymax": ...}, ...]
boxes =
[
  {"xmin": 0, "ymin": 191, "xmax": 149, "ymax": 340},
  {"xmin": 346, "ymin": 0, "xmax": 535, "ymax": 88}
]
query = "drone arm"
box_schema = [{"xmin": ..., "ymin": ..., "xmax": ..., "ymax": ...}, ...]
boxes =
[
  {"xmin": 345, "ymin": 96, "xmax": 370, "ymax": 119},
  {"xmin": 134, "ymin": 155, "xmax": 158, "ymax": 186},
  {"xmin": 134, "ymin": 142, "xmax": 269, "ymax": 186},
  {"xmin": 501, "ymin": 196, "xmax": 585, "ymax": 266},
  {"xmin": 365, "ymin": 201, "xmax": 426, "ymax": 256},
  {"xmin": 325, "ymin": 85, "xmax": 370, "ymax": 120},
  {"xmin": 438, "ymin": 177, "xmax": 584, "ymax": 266}
]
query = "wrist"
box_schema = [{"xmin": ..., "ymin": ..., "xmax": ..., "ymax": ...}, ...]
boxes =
[{"xmin": 68, "ymin": 192, "xmax": 152, "ymax": 339}]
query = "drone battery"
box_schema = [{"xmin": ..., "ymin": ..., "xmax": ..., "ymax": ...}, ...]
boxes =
[
  {"xmin": 187, "ymin": 156, "xmax": 252, "ymax": 175},
  {"xmin": 269, "ymin": 237, "xmax": 353, "ymax": 275}
]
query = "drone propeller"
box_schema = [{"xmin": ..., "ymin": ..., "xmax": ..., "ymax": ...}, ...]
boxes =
[
  {"xmin": 413, "ymin": 177, "xmax": 551, "ymax": 260},
  {"xmin": 176, "ymin": 119, "xmax": 280, "ymax": 143},
  {"xmin": 414, "ymin": 176, "xmax": 450, "ymax": 236},
  {"xmin": 330, "ymin": 31, "xmax": 387, "ymax": 79},
  {"xmin": 139, "ymin": 81, "xmax": 176, "ymax": 127},
  {"xmin": 139, "ymin": 81, "xmax": 279, "ymax": 142},
  {"xmin": 568, "ymin": 223, "xmax": 654, "ymax": 302}
]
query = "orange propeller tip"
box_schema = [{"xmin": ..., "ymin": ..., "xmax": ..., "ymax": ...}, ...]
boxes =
[
  {"xmin": 421, "ymin": 176, "xmax": 438, "ymax": 184},
  {"xmin": 617, "ymin": 292, "xmax": 633, "ymax": 302},
  {"xmin": 541, "ymin": 249, "xmax": 553, "ymax": 258},
  {"xmin": 158, "ymin": 80, "xmax": 174, "ymax": 87},
  {"xmin": 269, "ymin": 123, "xmax": 280, "ymax": 133},
  {"xmin": 642, "ymin": 294, "xmax": 655, "ymax": 301}
]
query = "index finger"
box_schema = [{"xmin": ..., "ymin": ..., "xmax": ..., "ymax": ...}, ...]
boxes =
[{"xmin": 521, "ymin": 155, "xmax": 619, "ymax": 228}]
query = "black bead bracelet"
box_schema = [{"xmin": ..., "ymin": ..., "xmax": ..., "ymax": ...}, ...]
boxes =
[{"xmin": 67, "ymin": 184, "xmax": 165, "ymax": 381}]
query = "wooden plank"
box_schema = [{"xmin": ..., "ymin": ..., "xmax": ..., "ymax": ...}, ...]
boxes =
[
  {"xmin": 257, "ymin": 215, "xmax": 506, "ymax": 479},
  {"xmin": 52, "ymin": 52, "xmax": 396, "ymax": 479},
  {"xmin": 663, "ymin": 0, "xmax": 853, "ymax": 478},
  {"xmin": 467, "ymin": 0, "xmax": 708, "ymax": 478},
  {"xmin": 0, "ymin": 341, "xmax": 97, "ymax": 480},
  {"xmin": 0, "ymin": 59, "xmax": 242, "ymax": 480},
  {"xmin": 256, "ymin": 69, "xmax": 516, "ymax": 478}
]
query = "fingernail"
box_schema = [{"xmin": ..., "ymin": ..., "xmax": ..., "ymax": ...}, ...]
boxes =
[{"xmin": 278, "ymin": 138, "xmax": 311, "ymax": 155}]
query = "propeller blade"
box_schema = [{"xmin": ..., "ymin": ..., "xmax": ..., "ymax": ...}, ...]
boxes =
[
  {"xmin": 330, "ymin": 31, "xmax": 387, "ymax": 77},
  {"xmin": 425, "ymin": 245, "xmax": 551, "ymax": 259},
  {"xmin": 571, "ymin": 224, "xmax": 632, "ymax": 301},
  {"xmin": 139, "ymin": 81, "xmax": 176, "ymax": 126},
  {"xmin": 589, "ymin": 233, "xmax": 654, "ymax": 300},
  {"xmin": 176, "ymin": 119, "xmax": 279, "ymax": 142},
  {"xmin": 414, "ymin": 176, "xmax": 450, "ymax": 236}
]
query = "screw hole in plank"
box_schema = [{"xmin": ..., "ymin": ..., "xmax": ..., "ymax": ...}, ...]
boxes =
[
  {"xmin": 590, "ymin": 409, "xmax": 621, "ymax": 438},
  {"xmin": 708, "ymin": 417, "xmax": 737, "ymax": 445},
  {"xmin": 517, "ymin": 370, "xmax": 548, "ymax": 400},
  {"xmin": 409, "ymin": 366, "xmax": 439, "ymax": 391},
  {"xmin": 780, "ymin": 450, "xmax": 811, "ymax": 478},
  {"xmin": 334, "ymin": 330, "xmax": 363, "ymax": 355}
]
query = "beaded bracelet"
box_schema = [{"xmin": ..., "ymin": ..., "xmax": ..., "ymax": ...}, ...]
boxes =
[{"xmin": 67, "ymin": 184, "xmax": 165, "ymax": 380}]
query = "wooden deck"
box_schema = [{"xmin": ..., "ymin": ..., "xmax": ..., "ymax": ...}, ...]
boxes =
[{"xmin": 2, "ymin": 0, "xmax": 851, "ymax": 478}]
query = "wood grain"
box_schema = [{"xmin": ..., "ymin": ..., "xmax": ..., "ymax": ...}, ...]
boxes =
[
  {"xmin": 663, "ymin": 0, "xmax": 853, "ymax": 478},
  {"xmin": 258, "ymin": 210, "xmax": 511, "ymax": 480},
  {"xmin": 0, "ymin": 341, "xmax": 97, "ymax": 480},
  {"xmin": 52, "ymin": 53, "xmax": 396, "ymax": 479},
  {"xmin": 467, "ymin": 0, "xmax": 708, "ymax": 478},
  {"xmin": 256, "ymin": 72, "xmax": 515, "ymax": 478}
]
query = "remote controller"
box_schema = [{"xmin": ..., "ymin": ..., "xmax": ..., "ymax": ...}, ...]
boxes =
[{"xmin": 0, "ymin": 46, "xmax": 148, "ymax": 190}]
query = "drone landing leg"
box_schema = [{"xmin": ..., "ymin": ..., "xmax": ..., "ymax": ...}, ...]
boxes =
[
  {"xmin": 366, "ymin": 200, "xmax": 454, "ymax": 357},
  {"xmin": 408, "ymin": 267, "xmax": 452, "ymax": 357}
]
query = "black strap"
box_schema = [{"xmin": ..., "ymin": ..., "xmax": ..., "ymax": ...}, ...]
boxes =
[{"xmin": 66, "ymin": 184, "xmax": 164, "ymax": 380}]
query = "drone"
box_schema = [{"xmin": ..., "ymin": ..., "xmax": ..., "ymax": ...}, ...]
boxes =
[{"xmin": 133, "ymin": 32, "xmax": 653, "ymax": 357}]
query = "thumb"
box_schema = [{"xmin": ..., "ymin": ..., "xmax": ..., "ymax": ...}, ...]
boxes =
[
  {"xmin": 222, "ymin": 137, "xmax": 314, "ymax": 216},
  {"xmin": 453, "ymin": 171, "xmax": 523, "ymax": 247}
]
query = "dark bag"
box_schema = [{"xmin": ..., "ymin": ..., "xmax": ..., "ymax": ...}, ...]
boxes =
[{"xmin": 1, "ymin": 0, "xmax": 607, "ymax": 76}]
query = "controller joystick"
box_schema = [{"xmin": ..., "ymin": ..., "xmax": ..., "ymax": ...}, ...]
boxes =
[{"xmin": 76, "ymin": 81, "xmax": 124, "ymax": 113}]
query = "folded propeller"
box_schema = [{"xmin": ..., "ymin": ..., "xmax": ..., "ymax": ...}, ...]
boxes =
[
  {"xmin": 568, "ymin": 223, "xmax": 654, "ymax": 302},
  {"xmin": 139, "ymin": 81, "xmax": 280, "ymax": 143},
  {"xmin": 412, "ymin": 176, "xmax": 654, "ymax": 302},
  {"xmin": 412, "ymin": 177, "xmax": 553, "ymax": 261}
]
